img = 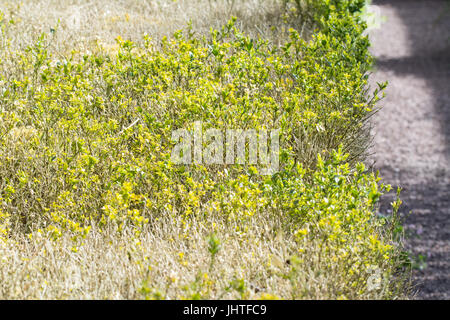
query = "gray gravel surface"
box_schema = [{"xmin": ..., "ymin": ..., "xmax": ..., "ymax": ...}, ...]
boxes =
[{"xmin": 368, "ymin": 0, "xmax": 450, "ymax": 299}]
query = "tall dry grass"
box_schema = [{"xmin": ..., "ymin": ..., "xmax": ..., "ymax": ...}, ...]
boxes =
[{"xmin": 1, "ymin": 0, "xmax": 307, "ymax": 53}]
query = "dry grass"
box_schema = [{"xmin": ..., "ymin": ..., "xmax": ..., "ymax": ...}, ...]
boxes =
[
  {"xmin": 1, "ymin": 0, "xmax": 304, "ymax": 53},
  {"xmin": 1, "ymin": 213, "xmax": 291, "ymax": 299},
  {"xmin": 0, "ymin": 212, "xmax": 408, "ymax": 299}
]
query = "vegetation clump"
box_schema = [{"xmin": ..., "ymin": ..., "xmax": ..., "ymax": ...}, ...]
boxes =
[{"xmin": 0, "ymin": 0, "xmax": 410, "ymax": 299}]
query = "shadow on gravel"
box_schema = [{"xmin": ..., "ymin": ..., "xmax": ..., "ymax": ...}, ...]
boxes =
[
  {"xmin": 372, "ymin": 0, "xmax": 450, "ymax": 299},
  {"xmin": 374, "ymin": 0, "xmax": 450, "ymax": 154}
]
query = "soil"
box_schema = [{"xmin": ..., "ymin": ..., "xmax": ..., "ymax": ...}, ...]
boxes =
[{"xmin": 368, "ymin": 0, "xmax": 450, "ymax": 299}]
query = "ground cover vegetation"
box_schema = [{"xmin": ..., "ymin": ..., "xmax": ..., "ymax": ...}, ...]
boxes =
[{"xmin": 0, "ymin": 0, "xmax": 411, "ymax": 299}]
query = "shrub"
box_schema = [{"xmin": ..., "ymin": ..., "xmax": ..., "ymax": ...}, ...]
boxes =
[{"xmin": 0, "ymin": 0, "xmax": 409, "ymax": 299}]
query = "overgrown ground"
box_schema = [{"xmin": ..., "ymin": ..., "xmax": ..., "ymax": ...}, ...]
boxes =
[{"xmin": 0, "ymin": 0, "xmax": 411, "ymax": 299}]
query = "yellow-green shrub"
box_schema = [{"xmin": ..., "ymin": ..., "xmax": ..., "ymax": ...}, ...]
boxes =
[{"xmin": 0, "ymin": 0, "xmax": 408, "ymax": 298}]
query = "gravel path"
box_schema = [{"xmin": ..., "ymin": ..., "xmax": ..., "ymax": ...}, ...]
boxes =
[{"xmin": 368, "ymin": 0, "xmax": 450, "ymax": 299}]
